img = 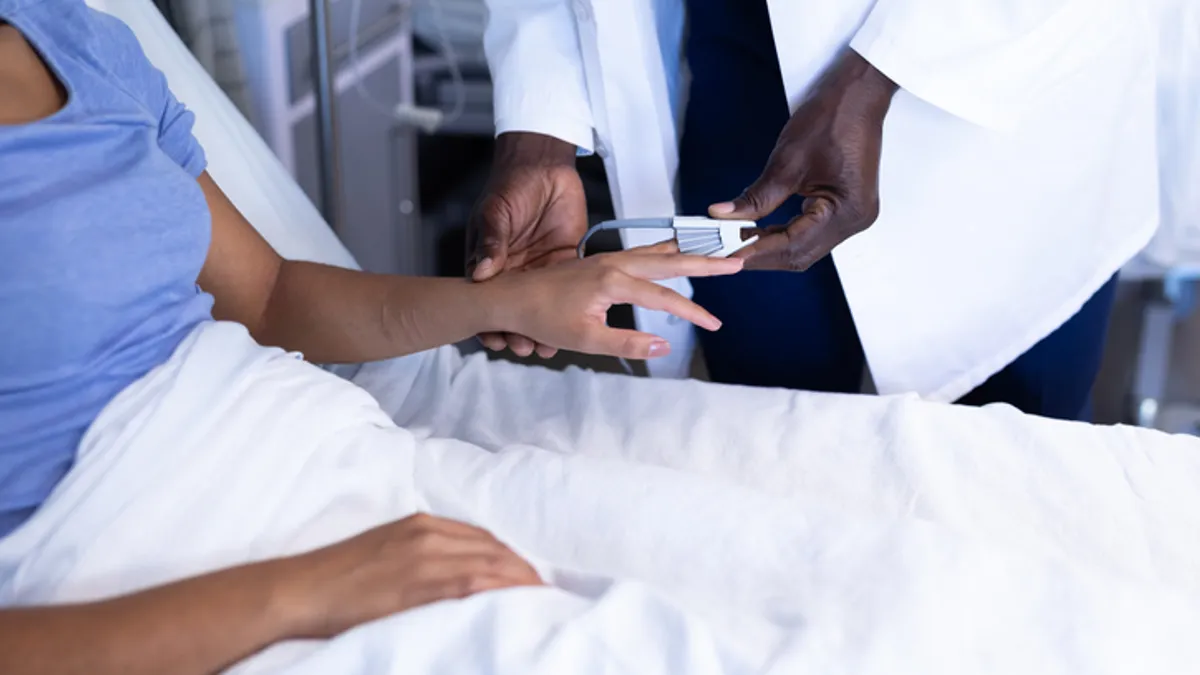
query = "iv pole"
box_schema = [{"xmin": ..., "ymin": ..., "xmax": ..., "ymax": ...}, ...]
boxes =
[{"xmin": 309, "ymin": 0, "xmax": 344, "ymax": 232}]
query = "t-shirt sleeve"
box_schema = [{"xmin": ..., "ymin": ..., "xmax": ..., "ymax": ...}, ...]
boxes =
[
  {"xmin": 153, "ymin": 84, "xmax": 207, "ymax": 177},
  {"xmin": 88, "ymin": 8, "xmax": 208, "ymax": 177}
]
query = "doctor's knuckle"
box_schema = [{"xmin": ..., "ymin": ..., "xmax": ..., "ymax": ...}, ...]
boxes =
[
  {"xmin": 844, "ymin": 198, "xmax": 879, "ymax": 230},
  {"xmin": 478, "ymin": 195, "xmax": 515, "ymax": 231},
  {"xmin": 742, "ymin": 189, "xmax": 772, "ymax": 212}
]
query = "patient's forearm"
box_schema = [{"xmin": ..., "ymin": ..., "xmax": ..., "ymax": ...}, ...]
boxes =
[
  {"xmin": 253, "ymin": 260, "xmax": 500, "ymax": 363},
  {"xmin": 0, "ymin": 560, "xmax": 293, "ymax": 675}
]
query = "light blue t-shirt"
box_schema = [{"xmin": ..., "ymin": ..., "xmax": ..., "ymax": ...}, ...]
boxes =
[{"xmin": 0, "ymin": 0, "xmax": 214, "ymax": 536}]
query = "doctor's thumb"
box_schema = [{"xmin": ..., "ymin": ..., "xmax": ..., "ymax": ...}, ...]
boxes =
[
  {"xmin": 469, "ymin": 222, "xmax": 510, "ymax": 282},
  {"xmin": 709, "ymin": 175, "xmax": 793, "ymax": 222},
  {"xmin": 472, "ymin": 243, "xmax": 507, "ymax": 282}
]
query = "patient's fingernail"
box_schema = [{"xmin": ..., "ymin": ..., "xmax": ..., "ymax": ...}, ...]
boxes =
[
  {"xmin": 475, "ymin": 258, "xmax": 494, "ymax": 278},
  {"xmin": 647, "ymin": 340, "xmax": 670, "ymax": 357},
  {"xmin": 709, "ymin": 202, "xmax": 735, "ymax": 216}
]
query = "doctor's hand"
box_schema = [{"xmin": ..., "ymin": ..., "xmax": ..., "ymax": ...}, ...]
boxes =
[
  {"xmin": 711, "ymin": 49, "xmax": 899, "ymax": 271},
  {"xmin": 485, "ymin": 242, "xmax": 742, "ymax": 361},
  {"xmin": 468, "ymin": 131, "xmax": 588, "ymax": 358}
]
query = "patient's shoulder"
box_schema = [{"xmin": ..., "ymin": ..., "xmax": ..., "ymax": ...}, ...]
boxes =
[{"xmin": 77, "ymin": 7, "xmax": 167, "ymax": 98}]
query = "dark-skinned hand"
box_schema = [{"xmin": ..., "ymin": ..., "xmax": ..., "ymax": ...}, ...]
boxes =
[
  {"xmin": 466, "ymin": 132, "xmax": 588, "ymax": 359},
  {"xmin": 710, "ymin": 49, "xmax": 899, "ymax": 271}
]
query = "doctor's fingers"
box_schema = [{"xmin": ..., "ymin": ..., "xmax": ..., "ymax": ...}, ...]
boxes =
[
  {"xmin": 708, "ymin": 159, "xmax": 800, "ymax": 221},
  {"xmin": 737, "ymin": 196, "xmax": 839, "ymax": 271},
  {"xmin": 479, "ymin": 332, "xmax": 557, "ymax": 359},
  {"xmin": 505, "ymin": 333, "xmax": 538, "ymax": 358},
  {"xmin": 604, "ymin": 276, "xmax": 723, "ymax": 332},
  {"xmin": 478, "ymin": 332, "xmax": 507, "ymax": 352}
]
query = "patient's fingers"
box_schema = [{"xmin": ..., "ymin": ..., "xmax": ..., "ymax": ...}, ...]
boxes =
[
  {"xmin": 609, "ymin": 276, "xmax": 722, "ymax": 332},
  {"xmin": 416, "ymin": 553, "xmax": 543, "ymax": 587},
  {"xmin": 402, "ymin": 512, "xmax": 504, "ymax": 543},
  {"xmin": 534, "ymin": 343, "xmax": 559, "ymax": 359},
  {"xmin": 579, "ymin": 327, "xmax": 673, "ymax": 360},
  {"xmin": 610, "ymin": 252, "xmax": 743, "ymax": 281},
  {"xmin": 400, "ymin": 516, "xmax": 543, "ymax": 579},
  {"xmin": 411, "ymin": 573, "xmax": 540, "ymax": 609},
  {"xmin": 626, "ymin": 240, "xmax": 680, "ymax": 255}
]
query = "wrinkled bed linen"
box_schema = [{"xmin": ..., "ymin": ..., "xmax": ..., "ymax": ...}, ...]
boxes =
[{"xmin": 1, "ymin": 322, "xmax": 1198, "ymax": 674}]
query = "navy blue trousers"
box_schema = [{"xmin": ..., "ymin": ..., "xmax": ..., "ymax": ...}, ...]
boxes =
[{"xmin": 678, "ymin": 0, "xmax": 1117, "ymax": 421}]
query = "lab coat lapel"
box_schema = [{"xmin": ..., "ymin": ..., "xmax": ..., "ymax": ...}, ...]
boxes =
[{"xmin": 580, "ymin": 0, "xmax": 694, "ymax": 377}]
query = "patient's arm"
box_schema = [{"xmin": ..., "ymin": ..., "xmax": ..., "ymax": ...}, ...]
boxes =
[
  {"xmin": 0, "ymin": 557, "xmax": 289, "ymax": 674},
  {"xmin": 0, "ymin": 514, "xmax": 540, "ymax": 675},
  {"xmin": 196, "ymin": 173, "xmax": 740, "ymax": 363}
]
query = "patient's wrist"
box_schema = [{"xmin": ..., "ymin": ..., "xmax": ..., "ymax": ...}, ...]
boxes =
[{"xmin": 472, "ymin": 277, "xmax": 519, "ymax": 335}]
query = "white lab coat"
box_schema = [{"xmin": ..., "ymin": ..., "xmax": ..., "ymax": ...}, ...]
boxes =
[
  {"xmin": 484, "ymin": 0, "xmax": 1161, "ymax": 401},
  {"xmin": 1141, "ymin": 0, "xmax": 1200, "ymax": 272}
]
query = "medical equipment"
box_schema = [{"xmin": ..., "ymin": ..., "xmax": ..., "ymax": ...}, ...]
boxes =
[
  {"xmin": 576, "ymin": 217, "xmax": 759, "ymax": 259},
  {"xmin": 308, "ymin": 0, "xmax": 342, "ymax": 231},
  {"xmin": 348, "ymin": 0, "xmax": 466, "ymax": 133},
  {"xmin": 229, "ymin": 0, "xmax": 424, "ymax": 275}
]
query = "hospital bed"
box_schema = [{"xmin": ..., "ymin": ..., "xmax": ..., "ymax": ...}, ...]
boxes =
[{"xmin": 32, "ymin": 2, "xmax": 1200, "ymax": 673}]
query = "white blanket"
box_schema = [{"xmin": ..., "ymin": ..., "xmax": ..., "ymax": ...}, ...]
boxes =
[{"xmin": 3, "ymin": 322, "xmax": 1200, "ymax": 673}]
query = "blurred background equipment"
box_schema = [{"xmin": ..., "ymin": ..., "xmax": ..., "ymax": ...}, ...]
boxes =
[{"xmin": 156, "ymin": 0, "xmax": 615, "ymax": 279}]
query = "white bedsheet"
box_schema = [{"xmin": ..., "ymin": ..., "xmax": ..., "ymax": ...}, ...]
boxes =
[{"xmin": 2, "ymin": 322, "xmax": 1200, "ymax": 673}]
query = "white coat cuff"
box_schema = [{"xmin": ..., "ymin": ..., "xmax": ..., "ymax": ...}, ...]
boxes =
[{"xmin": 494, "ymin": 116, "xmax": 595, "ymax": 156}]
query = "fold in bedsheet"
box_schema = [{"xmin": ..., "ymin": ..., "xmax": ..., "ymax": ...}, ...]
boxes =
[
  {"xmin": 1, "ymin": 325, "xmax": 1199, "ymax": 674},
  {"xmin": 357, "ymin": 348, "xmax": 1200, "ymax": 596}
]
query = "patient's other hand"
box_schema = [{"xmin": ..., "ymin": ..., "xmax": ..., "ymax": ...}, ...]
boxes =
[
  {"xmin": 276, "ymin": 513, "xmax": 542, "ymax": 639},
  {"xmin": 487, "ymin": 242, "xmax": 743, "ymax": 360},
  {"xmin": 467, "ymin": 131, "xmax": 586, "ymax": 360}
]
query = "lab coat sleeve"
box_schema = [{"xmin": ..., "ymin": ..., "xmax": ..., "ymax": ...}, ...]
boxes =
[
  {"xmin": 849, "ymin": 0, "xmax": 1125, "ymax": 130},
  {"xmin": 483, "ymin": 0, "xmax": 596, "ymax": 152}
]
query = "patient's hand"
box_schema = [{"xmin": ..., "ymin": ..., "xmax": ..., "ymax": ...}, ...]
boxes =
[
  {"xmin": 467, "ymin": 131, "xmax": 587, "ymax": 359},
  {"xmin": 484, "ymin": 242, "xmax": 742, "ymax": 361},
  {"xmin": 277, "ymin": 513, "xmax": 543, "ymax": 638}
]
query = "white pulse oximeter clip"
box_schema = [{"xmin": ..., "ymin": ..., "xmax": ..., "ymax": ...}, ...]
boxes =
[{"xmin": 577, "ymin": 217, "xmax": 760, "ymax": 259}]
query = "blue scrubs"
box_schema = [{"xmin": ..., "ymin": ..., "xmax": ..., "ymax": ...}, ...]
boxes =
[{"xmin": 678, "ymin": 0, "xmax": 1118, "ymax": 421}]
